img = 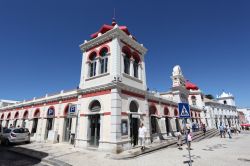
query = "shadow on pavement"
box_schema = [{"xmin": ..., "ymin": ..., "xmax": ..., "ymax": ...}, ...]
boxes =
[{"xmin": 0, "ymin": 144, "xmax": 48, "ymax": 166}]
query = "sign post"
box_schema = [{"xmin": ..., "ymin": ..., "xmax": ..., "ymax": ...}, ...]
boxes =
[{"xmin": 178, "ymin": 103, "xmax": 192, "ymax": 166}]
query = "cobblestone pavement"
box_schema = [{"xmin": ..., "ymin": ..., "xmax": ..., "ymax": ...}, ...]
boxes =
[{"xmin": 55, "ymin": 131, "xmax": 250, "ymax": 166}]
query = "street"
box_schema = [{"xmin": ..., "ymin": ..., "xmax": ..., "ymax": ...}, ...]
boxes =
[
  {"xmin": 54, "ymin": 131, "xmax": 250, "ymax": 166},
  {"xmin": 1, "ymin": 131, "xmax": 250, "ymax": 166},
  {"xmin": 0, "ymin": 147, "xmax": 45, "ymax": 166}
]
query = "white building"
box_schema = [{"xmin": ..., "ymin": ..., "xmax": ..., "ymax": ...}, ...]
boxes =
[
  {"xmin": 0, "ymin": 19, "xmax": 238, "ymax": 153},
  {"xmin": 204, "ymin": 92, "xmax": 238, "ymax": 128}
]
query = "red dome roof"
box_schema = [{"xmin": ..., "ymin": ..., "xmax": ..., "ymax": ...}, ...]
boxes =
[
  {"xmin": 185, "ymin": 80, "xmax": 199, "ymax": 90},
  {"xmin": 90, "ymin": 19, "xmax": 135, "ymax": 39}
]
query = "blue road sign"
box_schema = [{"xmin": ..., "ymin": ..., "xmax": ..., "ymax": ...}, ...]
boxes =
[
  {"xmin": 68, "ymin": 104, "xmax": 77, "ymax": 116},
  {"xmin": 47, "ymin": 108, "xmax": 54, "ymax": 116},
  {"xmin": 178, "ymin": 103, "xmax": 190, "ymax": 118}
]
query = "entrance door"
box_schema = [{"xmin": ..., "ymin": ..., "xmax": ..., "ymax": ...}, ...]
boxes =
[
  {"xmin": 89, "ymin": 115, "xmax": 100, "ymax": 147},
  {"xmin": 63, "ymin": 118, "xmax": 72, "ymax": 142},
  {"xmin": 32, "ymin": 118, "xmax": 38, "ymax": 134},
  {"xmin": 45, "ymin": 118, "xmax": 53, "ymax": 140},
  {"xmin": 165, "ymin": 117, "xmax": 171, "ymax": 136},
  {"xmin": 129, "ymin": 114, "xmax": 139, "ymax": 146}
]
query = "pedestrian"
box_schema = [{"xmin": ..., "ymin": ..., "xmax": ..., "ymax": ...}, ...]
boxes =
[
  {"xmin": 202, "ymin": 124, "xmax": 206, "ymax": 136},
  {"xmin": 192, "ymin": 122, "xmax": 195, "ymax": 132},
  {"xmin": 138, "ymin": 123, "xmax": 147, "ymax": 150},
  {"xmin": 176, "ymin": 130, "xmax": 183, "ymax": 150},
  {"xmin": 226, "ymin": 125, "xmax": 232, "ymax": 139},
  {"xmin": 186, "ymin": 122, "xmax": 191, "ymax": 133},
  {"xmin": 187, "ymin": 130, "xmax": 192, "ymax": 150},
  {"xmin": 219, "ymin": 124, "xmax": 225, "ymax": 138}
]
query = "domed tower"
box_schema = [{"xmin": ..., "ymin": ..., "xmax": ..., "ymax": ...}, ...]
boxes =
[
  {"xmin": 171, "ymin": 65, "xmax": 189, "ymax": 103},
  {"xmin": 78, "ymin": 19, "xmax": 148, "ymax": 90},
  {"xmin": 217, "ymin": 92, "xmax": 236, "ymax": 106}
]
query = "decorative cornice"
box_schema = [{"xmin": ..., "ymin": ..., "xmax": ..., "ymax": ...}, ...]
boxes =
[{"xmin": 79, "ymin": 28, "xmax": 147, "ymax": 55}]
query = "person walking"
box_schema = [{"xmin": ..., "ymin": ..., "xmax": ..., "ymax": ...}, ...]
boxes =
[
  {"xmin": 219, "ymin": 124, "xmax": 225, "ymax": 138},
  {"xmin": 202, "ymin": 124, "xmax": 206, "ymax": 136},
  {"xmin": 138, "ymin": 123, "xmax": 147, "ymax": 150},
  {"xmin": 187, "ymin": 130, "xmax": 192, "ymax": 150},
  {"xmin": 176, "ymin": 130, "xmax": 183, "ymax": 150},
  {"xmin": 226, "ymin": 125, "xmax": 232, "ymax": 139}
]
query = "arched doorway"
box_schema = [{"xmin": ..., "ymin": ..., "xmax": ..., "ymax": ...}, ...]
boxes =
[
  {"xmin": 129, "ymin": 101, "xmax": 140, "ymax": 146},
  {"xmin": 22, "ymin": 111, "xmax": 28, "ymax": 128},
  {"xmin": 6, "ymin": 113, "xmax": 11, "ymax": 127},
  {"xmin": 13, "ymin": 112, "xmax": 19, "ymax": 127},
  {"xmin": 164, "ymin": 107, "xmax": 172, "ymax": 136},
  {"xmin": 149, "ymin": 105, "xmax": 158, "ymax": 136},
  {"xmin": 88, "ymin": 100, "xmax": 101, "ymax": 147},
  {"xmin": 63, "ymin": 104, "xmax": 73, "ymax": 142},
  {"xmin": 32, "ymin": 109, "xmax": 40, "ymax": 134},
  {"xmin": 45, "ymin": 107, "xmax": 55, "ymax": 140}
]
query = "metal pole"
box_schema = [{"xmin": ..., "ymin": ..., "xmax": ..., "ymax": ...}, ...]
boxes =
[{"xmin": 184, "ymin": 118, "xmax": 192, "ymax": 166}]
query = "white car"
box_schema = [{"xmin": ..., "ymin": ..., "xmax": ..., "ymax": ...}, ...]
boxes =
[{"xmin": 0, "ymin": 127, "xmax": 30, "ymax": 145}]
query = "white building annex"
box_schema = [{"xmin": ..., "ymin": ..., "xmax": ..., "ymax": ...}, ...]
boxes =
[{"xmin": 0, "ymin": 19, "xmax": 239, "ymax": 153}]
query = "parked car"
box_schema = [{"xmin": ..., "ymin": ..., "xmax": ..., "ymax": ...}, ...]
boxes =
[{"xmin": 0, "ymin": 127, "xmax": 30, "ymax": 145}]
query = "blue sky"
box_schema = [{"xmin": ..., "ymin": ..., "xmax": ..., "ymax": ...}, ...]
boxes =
[{"xmin": 0, "ymin": 0, "xmax": 249, "ymax": 107}]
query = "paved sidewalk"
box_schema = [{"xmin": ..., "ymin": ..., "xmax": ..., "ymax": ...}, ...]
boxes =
[{"xmin": 7, "ymin": 131, "xmax": 250, "ymax": 166}]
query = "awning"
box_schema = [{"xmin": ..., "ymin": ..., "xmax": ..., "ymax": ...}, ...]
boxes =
[{"xmin": 240, "ymin": 124, "xmax": 250, "ymax": 127}]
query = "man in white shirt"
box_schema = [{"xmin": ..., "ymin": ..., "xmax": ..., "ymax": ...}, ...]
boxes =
[{"xmin": 139, "ymin": 123, "xmax": 147, "ymax": 150}]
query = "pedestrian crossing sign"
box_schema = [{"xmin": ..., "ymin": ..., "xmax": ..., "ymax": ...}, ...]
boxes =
[{"xmin": 178, "ymin": 103, "xmax": 190, "ymax": 118}]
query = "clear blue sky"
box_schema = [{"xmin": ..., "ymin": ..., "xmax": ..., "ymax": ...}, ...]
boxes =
[{"xmin": 0, "ymin": 0, "xmax": 249, "ymax": 107}]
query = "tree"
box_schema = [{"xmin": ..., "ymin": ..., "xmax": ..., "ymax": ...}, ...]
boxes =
[{"xmin": 205, "ymin": 94, "xmax": 214, "ymax": 100}]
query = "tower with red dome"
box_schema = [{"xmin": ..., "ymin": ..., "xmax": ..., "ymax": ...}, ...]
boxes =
[{"xmin": 79, "ymin": 19, "xmax": 148, "ymax": 91}]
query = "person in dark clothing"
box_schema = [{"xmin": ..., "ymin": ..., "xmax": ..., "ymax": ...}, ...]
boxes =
[{"xmin": 202, "ymin": 124, "xmax": 206, "ymax": 136}]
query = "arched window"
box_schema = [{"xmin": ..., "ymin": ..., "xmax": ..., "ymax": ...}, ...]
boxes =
[
  {"xmin": 149, "ymin": 105, "xmax": 157, "ymax": 134},
  {"xmin": 89, "ymin": 52, "xmax": 97, "ymax": 77},
  {"xmin": 191, "ymin": 96, "xmax": 196, "ymax": 106},
  {"xmin": 174, "ymin": 109, "xmax": 178, "ymax": 116},
  {"xmin": 23, "ymin": 111, "xmax": 28, "ymax": 119},
  {"xmin": 164, "ymin": 107, "xmax": 169, "ymax": 116},
  {"xmin": 100, "ymin": 47, "xmax": 108, "ymax": 74},
  {"xmin": 122, "ymin": 47, "xmax": 131, "ymax": 75},
  {"xmin": 64, "ymin": 104, "xmax": 69, "ymax": 116},
  {"xmin": 89, "ymin": 100, "xmax": 101, "ymax": 112},
  {"xmin": 223, "ymin": 100, "xmax": 227, "ymax": 104},
  {"xmin": 133, "ymin": 58, "xmax": 139, "ymax": 78},
  {"xmin": 7, "ymin": 113, "xmax": 11, "ymax": 120},
  {"xmin": 124, "ymin": 54, "xmax": 130, "ymax": 74},
  {"xmin": 133, "ymin": 53, "xmax": 140, "ymax": 78},
  {"xmin": 14, "ymin": 112, "xmax": 19, "ymax": 119},
  {"xmin": 34, "ymin": 109, "xmax": 40, "ymax": 118},
  {"xmin": 129, "ymin": 101, "xmax": 138, "ymax": 112}
]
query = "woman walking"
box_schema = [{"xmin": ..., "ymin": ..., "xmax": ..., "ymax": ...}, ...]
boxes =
[{"xmin": 187, "ymin": 130, "xmax": 192, "ymax": 150}]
